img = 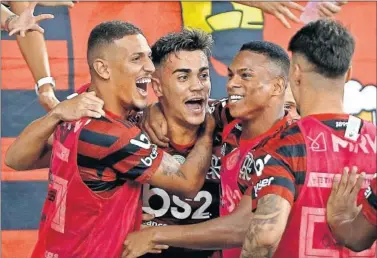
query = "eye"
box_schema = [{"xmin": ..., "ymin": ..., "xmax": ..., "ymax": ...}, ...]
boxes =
[
  {"xmin": 200, "ymin": 72, "xmax": 209, "ymax": 80},
  {"xmin": 178, "ymin": 75, "xmax": 188, "ymax": 82},
  {"xmin": 241, "ymin": 72, "xmax": 252, "ymax": 79},
  {"xmin": 132, "ymin": 55, "xmax": 141, "ymax": 61},
  {"xmin": 227, "ymin": 73, "xmax": 234, "ymax": 80}
]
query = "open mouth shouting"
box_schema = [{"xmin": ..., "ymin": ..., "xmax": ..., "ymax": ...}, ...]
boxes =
[
  {"xmin": 184, "ymin": 96, "xmax": 206, "ymax": 114},
  {"xmin": 136, "ymin": 77, "xmax": 151, "ymax": 97}
]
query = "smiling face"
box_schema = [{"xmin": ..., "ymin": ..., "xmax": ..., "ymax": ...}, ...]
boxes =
[
  {"xmin": 227, "ymin": 50, "xmax": 276, "ymax": 120},
  {"xmin": 108, "ymin": 34, "xmax": 155, "ymax": 110},
  {"xmin": 153, "ymin": 50, "xmax": 211, "ymax": 126}
]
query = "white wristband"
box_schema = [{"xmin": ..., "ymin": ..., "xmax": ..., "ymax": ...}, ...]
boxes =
[{"xmin": 35, "ymin": 77, "xmax": 56, "ymax": 96}]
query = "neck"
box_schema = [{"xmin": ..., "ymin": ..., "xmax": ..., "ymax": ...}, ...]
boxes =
[
  {"xmin": 299, "ymin": 81, "xmax": 344, "ymax": 117},
  {"xmin": 241, "ymin": 102, "xmax": 285, "ymax": 140},
  {"xmin": 90, "ymin": 80, "xmax": 131, "ymax": 120}
]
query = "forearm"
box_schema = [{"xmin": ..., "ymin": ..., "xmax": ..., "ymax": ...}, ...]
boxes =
[
  {"xmin": 5, "ymin": 111, "xmax": 60, "ymax": 170},
  {"xmin": 180, "ymin": 133, "xmax": 213, "ymax": 192},
  {"xmin": 152, "ymin": 211, "xmax": 247, "ymax": 250},
  {"xmin": 9, "ymin": 2, "xmax": 51, "ymax": 82}
]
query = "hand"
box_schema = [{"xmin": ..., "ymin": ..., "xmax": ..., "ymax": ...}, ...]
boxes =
[
  {"xmin": 141, "ymin": 213, "xmax": 155, "ymax": 230},
  {"xmin": 327, "ymin": 166, "xmax": 365, "ymax": 242},
  {"xmin": 122, "ymin": 228, "xmax": 169, "ymax": 258},
  {"xmin": 52, "ymin": 91, "xmax": 105, "ymax": 121},
  {"xmin": 317, "ymin": 1, "xmax": 347, "ymax": 18},
  {"xmin": 240, "ymin": 1, "xmax": 304, "ymax": 29},
  {"xmin": 141, "ymin": 102, "xmax": 169, "ymax": 148},
  {"xmin": 8, "ymin": 2, "xmax": 54, "ymax": 37},
  {"xmin": 37, "ymin": 1, "xmax": 76, "ymax": 8},
  {"xmin": 38, "ymin": 83, "xmax": 60, "ymax": 111}
]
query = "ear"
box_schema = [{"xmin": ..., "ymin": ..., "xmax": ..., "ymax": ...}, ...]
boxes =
[
  {"xmin": 272, "ymin": 76, "xmax": 286, "ymax": 96},
  {"xmin": 292, "ymin": 63, "xmax": 301, "ymax": 88},
  {"xmin": 151, "ymin": 77, "xmax": 163, "ymax": 97},
  {"xmin": 345, "ymin": 66, "xmax": 352, "ymax": 82},
  {"xmin": 92, "ymin": 59, "xmax": 110, "ymax": 80}
]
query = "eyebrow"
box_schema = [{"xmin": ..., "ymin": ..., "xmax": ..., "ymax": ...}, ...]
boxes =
[
  {"xmin": 227, "ymin": 67, "xmax": 254, "ymax": 73},
  {"xmin": 172, "ymin": 67, "xmax": 209, "ymax": 74}
]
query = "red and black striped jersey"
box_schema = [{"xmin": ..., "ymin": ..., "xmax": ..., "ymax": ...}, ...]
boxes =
[
  {"xmin": 362, "ymin": 175, "xmax": 377, "ymax": 226},
  {"xmin": 76, "ymin": 110, "xmax": 163, "ymax": 198}
]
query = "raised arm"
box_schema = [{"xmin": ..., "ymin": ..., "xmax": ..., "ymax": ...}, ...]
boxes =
[
  {"xmin": 9, "ymin": 1, "xmax": 60, "ymax": 111},
  {"xmin": 5, "ymin": 92, "xmax": 105, "ymax": 170}
]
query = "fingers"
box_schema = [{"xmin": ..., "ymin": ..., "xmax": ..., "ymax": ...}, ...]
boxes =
[
  {"xmin": 345, "ymin": 166, "xmax": 358, "ymax": 194},
  {"xmin": 149, "ymin": 120, "xmax": 169, "ymax": 147},
  {"xmin": 278, "ymin": 6, "xmax": 301, "ymax": 24},
  {"xmin": 35, "ymin": 14, "xmax": 55, "ymax": 22},
  {"xmin": 81, "ymin": 110, "xmax": 103, "ymax": 119},
  {"xmin": 274, "ymin": 12, "xmax": 291, "ymax": 29},
  {"xmin": 8, "ymin": 28, "xmax": 21, "ymax": 36},
  {"xmin": 154, "ymin": 245, "xmax": 169, "ymax": 250},
  {"xmin": 83, "ymin": 91, "xmax": 105, "ymax": 106},
  {"xmin": 20, "ymin": 30, "xmax": 26, "ymax": 37},
  {"xmin": 330, "ymin": 173, "xmax": 341, "ymax": 199},
  {"xmin": 285, "ymin": 2, "xmax": 305, "ymax": 12},
  {"xmin": 32, "ymin": 24, "xmax": 45, "ymax": 34},
  {"xmin": 338, "ymin": 166, "xmax": 350, "ymax": 195},
  {"xmin": 321, "ymin": 2, "xmax": 342, "ymax": 14},
  {"xmin": 143, "ymin": 122, "xmax": 166, "ymax": 147},
  {"xmin": 142, "ymin": 213, "xmax": 155, "ymax": 222},
  {"xmin": 350, "ymin": 171, "xmax": 365, "ymax": 200}
]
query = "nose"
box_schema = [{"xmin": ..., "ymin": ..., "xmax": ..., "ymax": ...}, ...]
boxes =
[
  {"xmin": 189, "ymin": 77, "xmax": 206, "ymax": 92},
  {"xmin": 226, "ymin": 76, "xmax": 241, "ymax": 93},
  {"xmin": 144, "ymin": 57, "xmax": 155, "ymax": 74}
]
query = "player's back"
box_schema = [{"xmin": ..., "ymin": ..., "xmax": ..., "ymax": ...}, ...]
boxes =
[
  {"xmin": 32, "ymin": 115, "xmax": 147, "ymax": 258},
  {"xmin": 268, "ymin": 114, "xmax": 376, "ymax": 258}
]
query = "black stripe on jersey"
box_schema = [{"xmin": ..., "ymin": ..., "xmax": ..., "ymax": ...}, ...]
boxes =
[
  {"xmin": 293, "ymin": 171, "xmax": 306, "ymax": 185},
  {"xmin": 280, "ymin": 125, "xmax": 301, "ymax": 139},
  {"xmin": 101, "ymin": 135, "xmax": 143, "ymax": 166},
  {"xmin": 238, "ymin": 182, "xmax": 249, "ymax": 195},
  {"xmin": 225, "ymin": 107, "xmax": 233, "ymax": 124},
  {"xmin": 84, "ymin": 179, "xmax": 123, "ymax": 192},
  {"xmin": 79, "ymin": 129, "xmax": 118, "ymax": 147},
  {"xmin": 77, "ymin": 154, "xmax": 103, "ymax": 169},
  {"xmin": 366, "ymin": 189, "xmax": 377, "ymax": 210},
  {"xmin": 276, "ymin": 144, "xmax": 306, "ymax": 158},
  {"xmin": 115, "ymin": 164, "xmax": 147, "ymax": 181},
  {"xmin": 265, "ymin": 155, "xmax": 293, "ymax": 174}
]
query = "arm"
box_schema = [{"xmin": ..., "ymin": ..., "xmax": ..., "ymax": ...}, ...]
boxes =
[
  {"xmin": 327, "ymin": 167, "xmax": 377, "ymax": 252},
  {"xmin": 122, "ymin": 195, "xmax": 253, "ymax": 258},
  {"xmin": 240, "ymin": 194, "xmax": 291, "ymax": 258},
  {"xmin": 147, "ymin": 115, "xmax": 215, "ymax": 198},
  {"xmin": 9, "ymin": 1, "xmax": 58, "ymax": 111},
  {"xmin": 5, "ymin": 92, "xmax": 105, "ymax": 170}
]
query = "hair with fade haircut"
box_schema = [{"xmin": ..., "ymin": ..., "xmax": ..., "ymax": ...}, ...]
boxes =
[
  {"xmin": 288, "ymin": 19, "xmax": 355, "ymax": 78},
  {"xmin": 87, "ymin": 20, "xmax": 143, "ymax": 67},
  {"xmin": 240, "ymin": 40, "xmax": 290, "ymax": 81},
  {"xmin": 151, "ymin": 28, "xmax": 214, "ymax": 66}
]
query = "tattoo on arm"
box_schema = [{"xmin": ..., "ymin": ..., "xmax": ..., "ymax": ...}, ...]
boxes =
[
  {"xmin": 240, "ymin": 195, "xmax": 282, "ymax": 258},
  {"xmin": 161, "ymin": 152, "xmax": 187, "ymax": 179}
]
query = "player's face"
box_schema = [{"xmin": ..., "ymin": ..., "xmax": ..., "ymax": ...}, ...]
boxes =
[
  {"xmin": 109, "ymin": 34, "xmax": 155, "ymax": 110},
  {"xmin": 156, "ymin": 50, "xmax": 210, "ymax": 126},
  {"xmin": 227, "ymin": 51, "xmax": 275, "ymax": 120},
  {"xmin": 284, "ymin": 84, "xmax": 300, "ymax": 119}
]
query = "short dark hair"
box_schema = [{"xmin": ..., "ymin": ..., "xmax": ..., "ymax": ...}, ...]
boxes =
[
  {"xmin": 87, "ymin": 20, "xmax": 143, "ymax": 66},
  {"xmin": 151, "ymin": 28, "xmax": 214, "ymax": 66},
  {"xmin": 240, "ymin": 40, "xmax": 290, "ymax": 79},
  {"xmin": 288, "ymin": 19, "xmax": 355, "ymax": 78}
]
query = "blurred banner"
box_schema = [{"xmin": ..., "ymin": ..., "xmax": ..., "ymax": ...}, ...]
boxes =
[{"xmin": 1, "ymin": 2, "xmax": 376, "ymax": 257}]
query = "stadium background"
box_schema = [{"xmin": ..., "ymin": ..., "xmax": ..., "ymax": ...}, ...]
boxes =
[{"xmin": 1, "ymin": 1, "xmax": 376, "ymax": 257}]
